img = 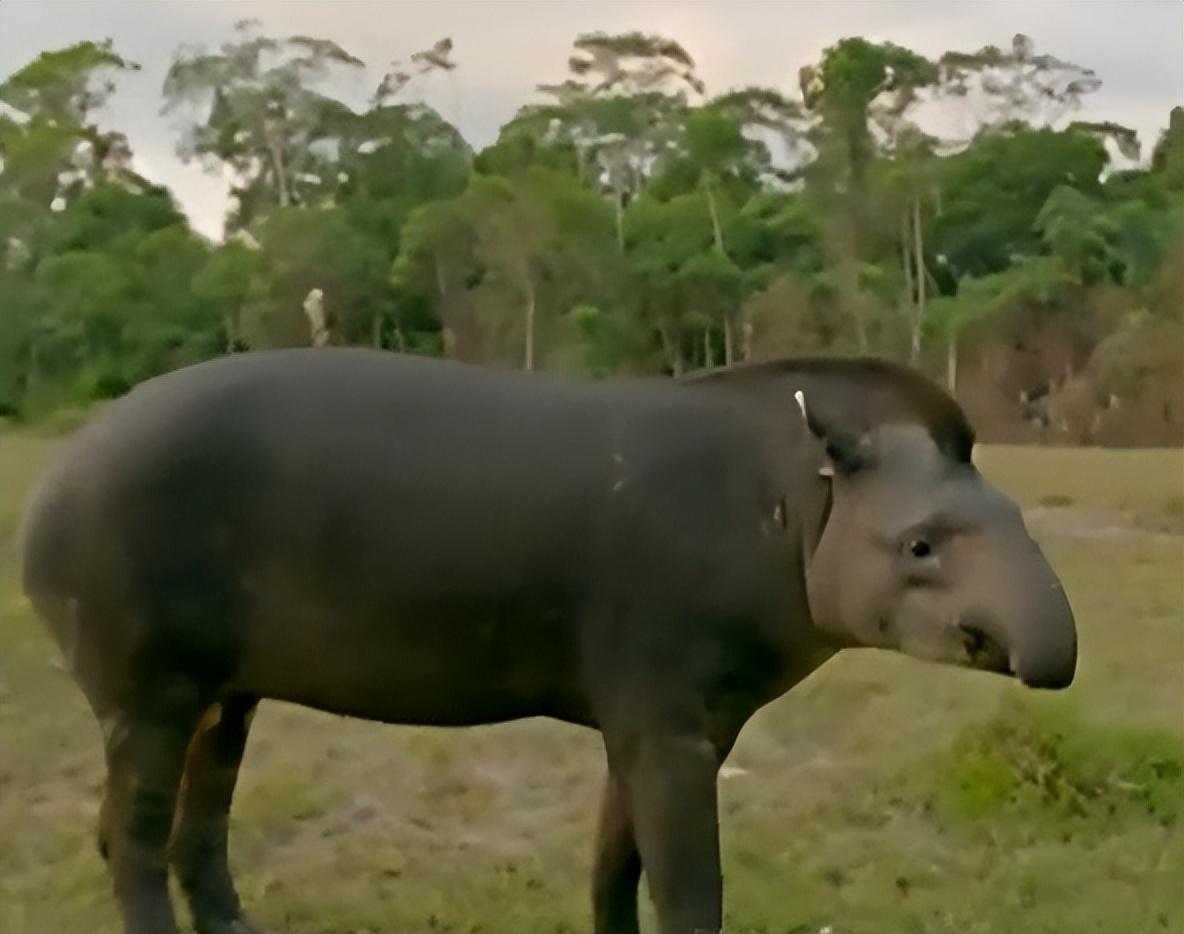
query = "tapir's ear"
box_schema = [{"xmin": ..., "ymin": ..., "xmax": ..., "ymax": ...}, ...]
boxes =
[{"xmin": 795, "ymin": 390, "xmax": 873, "ymax": 475}]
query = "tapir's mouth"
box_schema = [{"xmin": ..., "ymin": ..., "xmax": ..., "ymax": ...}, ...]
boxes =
[{"xmin": 959, "ymin": 623, "xmax": 1013, "ymax": 676}]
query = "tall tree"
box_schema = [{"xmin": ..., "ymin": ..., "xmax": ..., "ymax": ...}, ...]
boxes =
[
  {"xmin": 237, "ymin": 206, "xmax": 393, "ymax": 349},
  {"xmin": 647, "ymin": 88, "xmax": 813, "ymax": 363},
  {"xmin": 937, "ymin": 34, "xmax": 1103, "ymax": 136},
  {"xmin": 800, "ymin": 38, "xmax": 938, "ymax": 200},
  {"xmin": 162, "ymin": 20, "xmax": 363, "ymax": 229},
  {"xmin": 391, "ymin": 193, "xmax": 479, "ymax": 358},
  {"xmin": 934, "ymin": 125, "xmax": 1108, "ymax": 278},
  {"xmin": 875, "ymin": 127, "xmax": 943, "ymax": 363},
  {"xmin": 799, "ymin": 38, "xmax": 938, "ymax": 351},
  {"xmin": 492, "ymin": 32, "xmax": 705, "ymax": 247},
  {"xmin": 0, "ymin": 41, "xmax": 142, "ymax": 210},
  {"xmin": 1151, "ymin": 106, "xmax": 1184, "ymax": 189},
  {"xmin": 469, "ymin": 175, "xmax": 553, "ymax": 370}
]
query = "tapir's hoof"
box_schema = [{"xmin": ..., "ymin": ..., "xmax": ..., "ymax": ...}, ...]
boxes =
[{"xmin": 196, "ymin": 916, "xmax": 265, "ymax": 934}]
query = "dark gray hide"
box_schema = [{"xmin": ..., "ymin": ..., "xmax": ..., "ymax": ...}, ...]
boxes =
[{"xmin": 20, "ymin": 350, "xmax": 1076, "ymax": 934}]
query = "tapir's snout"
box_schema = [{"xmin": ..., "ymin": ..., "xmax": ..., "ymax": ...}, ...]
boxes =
[
  {"xmin": 1011, "ymin": 569, "xmax": 1077, "ymax": 689},
  {"xmin": 966, "ymin": 534, "xmax": 1078, "ymax": 690}
]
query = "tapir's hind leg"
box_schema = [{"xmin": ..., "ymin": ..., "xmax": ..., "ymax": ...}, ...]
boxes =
[
  {"xmin": 98, "ymin": 688, "xmax": 205, "ymax": 934},
  {"xmin": 592, "ymin": 772, "xmax": 642, "ymax": 934},
  {"xmin": 171, "ymin": 695, "xmax": 261, "ymax": 934}
]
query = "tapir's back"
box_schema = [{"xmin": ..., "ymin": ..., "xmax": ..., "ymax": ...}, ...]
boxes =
[{"xmin": 24, "ymin": 350, "xmax": 608, "ymax": 589}]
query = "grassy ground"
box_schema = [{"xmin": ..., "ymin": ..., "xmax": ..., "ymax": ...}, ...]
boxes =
[{"xmin": 1, "ymin": 434, "xmax": 1181, "ymax": 934}]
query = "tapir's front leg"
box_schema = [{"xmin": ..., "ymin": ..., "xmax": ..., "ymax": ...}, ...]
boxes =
[{"xmin": 603, "ymin": 730, "xmax": 723, "ymax": 934}]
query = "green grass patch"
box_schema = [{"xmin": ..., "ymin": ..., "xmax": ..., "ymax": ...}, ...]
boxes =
[{"xmin": 938, "ymin": 695, "xmax": 1184, "ymax": 832}]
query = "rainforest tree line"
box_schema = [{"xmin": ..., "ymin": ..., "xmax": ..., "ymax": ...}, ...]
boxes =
[{"xmin": 1, "ymin": 24, "xmax": 1181, "ymax": 443}]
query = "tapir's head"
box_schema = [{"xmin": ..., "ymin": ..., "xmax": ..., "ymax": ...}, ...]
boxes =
[{"xmin": 797, "ymin": 386, "xmax": 1077, "ymax": 689}]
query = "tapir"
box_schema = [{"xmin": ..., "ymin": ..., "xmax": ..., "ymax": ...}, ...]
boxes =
[{"xmin": 19, "ymin": 349, "xmax": 1077, "ymax": 934}]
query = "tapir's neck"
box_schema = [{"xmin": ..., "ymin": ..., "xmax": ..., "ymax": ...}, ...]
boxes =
[
  {"xmin": 685, "ymin": 364, "xmax": 838, "ymax": 625},
  {"xmin": 763, "ymin": 424, "xmax": 843, "ymax": 693},
  {"xmin": 798, "ymin": 473, "xmax": 832, "ymax": 567}
]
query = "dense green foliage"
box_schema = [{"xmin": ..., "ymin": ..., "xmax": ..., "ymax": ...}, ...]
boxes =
[
  {"xmin": 938, "ymin": 695, "xmax": 1183, "ymax": 829},
  {"xmin": 1, "ymin": 27, "xmax": 1180, "ymax": 439}
]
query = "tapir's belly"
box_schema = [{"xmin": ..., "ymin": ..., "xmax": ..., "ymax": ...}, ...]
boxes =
[{"xmin": 215, "ymin": 508, "xmax": 596, "ymax": 728}]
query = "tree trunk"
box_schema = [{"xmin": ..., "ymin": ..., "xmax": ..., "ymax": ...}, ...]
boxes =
[
  {"xmin": 843, "ymin": 257, "xmax": 868, "ymax": 353},
  {"xmin": 434, "ymin": 253, "xmax": 447, "ymax": 299},
  {"xmin": 947, "ymin": 329, "xmax": 958, "ymax": 396},
  {"xmin": 703, "ymin": 172, "xmax": 725, "ymax": 256},
  {"xmin": 911, "ymin": 196, "xmax": 926, "ymax": 365},
  {"xmin": 840, "ymin": 159, "xmax": 869, "ymax": 353},
  {"xmin": 704, "ymin": 326, "xmax": 714, "ymax": 370},
  {"xmin": 705, "ymin": 171, "xmax": 737, "ymax": 368},
  {"xmin": 900, "ymin": 207, "xmax": 914, "ymax": 338},
  {"xmin": 303, "ymin": 289, "xmax": 330, "ymax": 347},
  {"xmin": 524, "ymin": 277, "xmax": 536, "ymax": 372},
  {"xmin": 575, "ymin": 144, "xmax": 588, "ymax": 185},
  {"xmin": 434, "ymin": 252, "xmax": 457, "ymax": 359},
  {"xmin": 27, "ymin": 339, "xmax": 39, "ymax": 393},
  {"xmin": 854, "ymin": 306, "xmax": 868, "ymax": 354},
  {"xmin": 224, "ymin": 312, "xmax": 238, "ymax": 353},
  {"xmin": 741, "ymin": 320, "xmax": 753, "ymax": 363},
  {"xmin": 614, "ymin": 188, "xmax": 625, "ymax": 251},
  {"xmin": 658, "ymin": 321, "xmax": 682, "ymax": 377},
  {"xmin": 266, "ymin": 134, "xmax": 291, "ymax": 208}
]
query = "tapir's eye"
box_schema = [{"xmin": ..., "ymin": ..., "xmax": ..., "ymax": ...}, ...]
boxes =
[{"xmin": 905, "ymin": 539, "xmax": 932, "ymax": 559}]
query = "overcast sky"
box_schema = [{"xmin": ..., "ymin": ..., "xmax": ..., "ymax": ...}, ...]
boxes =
[{"xmin": 2, "ymin": 0, "xmax": 1181, "ymax": 240}]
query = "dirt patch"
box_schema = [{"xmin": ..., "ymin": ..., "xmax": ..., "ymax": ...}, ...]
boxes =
[{"xmin": 1025, "ymin": 504, "xmax": 1184, "ymax": 540}]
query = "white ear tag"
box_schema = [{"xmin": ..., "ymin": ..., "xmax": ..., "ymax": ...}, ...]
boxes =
[{"xmin": 796, "ymin": 389, "xmax": 835, "ymax": 478}]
